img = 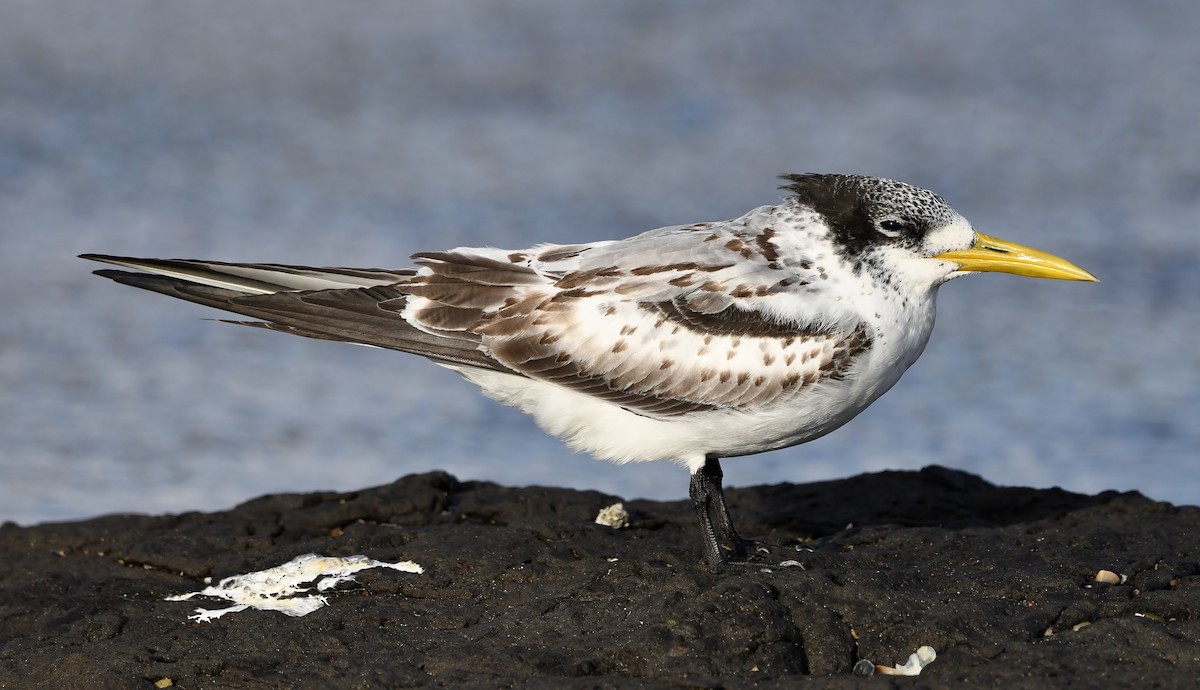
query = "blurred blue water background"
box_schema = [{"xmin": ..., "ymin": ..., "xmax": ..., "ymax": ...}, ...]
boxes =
[{"xmin": 2, "ymin": 1, "xmax": 1198, "ymax": 525}]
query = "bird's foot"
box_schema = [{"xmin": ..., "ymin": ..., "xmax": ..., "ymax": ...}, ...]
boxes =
[
  {"xmin": 729, "ymin": 537, "xmax": 774, "ymax": 561},
  {"xmin": 711, "ymin": 538, "xmax": 807, "ymax": 571}
]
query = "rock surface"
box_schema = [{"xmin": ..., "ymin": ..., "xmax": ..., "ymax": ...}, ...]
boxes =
[{"xmin": 1, "ymin": 466, "xmax": 1198, "ymax": 688}]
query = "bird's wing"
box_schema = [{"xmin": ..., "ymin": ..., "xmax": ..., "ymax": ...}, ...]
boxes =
[
  {"xmin": 401, "ymin": 215, "xmax": 874, "ymax": 417},
  {"xmin": 79, "ymin": 255, "xmax": 413, "ymax": 293},
  {"xmin": 84, "ymin": 209, "xmax": 873, "ymax": 418},
  {"xmin": 81, "ymin": 254, "xmax": 501, "ymax": 370}
]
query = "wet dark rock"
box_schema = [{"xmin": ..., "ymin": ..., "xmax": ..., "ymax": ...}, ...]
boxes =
[{"xmin": 1, "ymin": 466, "xmax": 1198, "ymax": 688}]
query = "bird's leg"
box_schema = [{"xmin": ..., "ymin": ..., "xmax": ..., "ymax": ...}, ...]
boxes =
[
  {"xmin": 689, "ymin": 459, "xmax": 728, "ymax": 567},
  {"xmin": 690, "ymin": 457, "xmax": 770, "ymax": 567},
  {"xmin": 702, "ymin": 457, "xmax": 739, "ymax": 545}
]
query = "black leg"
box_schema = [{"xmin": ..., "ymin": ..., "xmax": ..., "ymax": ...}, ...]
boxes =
[
  {"xmin": 689, "ymin": 457, "xmax": 772, "ymax": 567},
  {"xmin": 702, "ymin": 457, "xmax": 740, "ymax": 546},
  {"xmin": 689, "ymin": 458, "xmax": 728, "ymax": 567}
]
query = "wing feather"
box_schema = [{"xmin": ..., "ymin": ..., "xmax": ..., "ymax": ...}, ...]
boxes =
[
  {"xmin": 84, "ymin": 200, "xmax": 872, "ymax": 420},
  {"xmin": 89, "ymin": 269, "xmax": 501, "ymax": 370},
  {"xmin": 81, "ymin": 254, "xmax": 411, "ymax": 293},
  {"xmin": 400, "ymin": 211, "xmax": 876, "ymax": 418}
]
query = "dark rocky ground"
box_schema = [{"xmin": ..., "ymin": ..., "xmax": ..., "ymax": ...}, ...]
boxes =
[{"xmin": 1, "ymin": 465, "xmax": 1198, "ymax": 689}]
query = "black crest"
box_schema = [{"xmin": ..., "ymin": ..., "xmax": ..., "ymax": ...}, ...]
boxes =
[{"xmin": 779, "ymin": 174, "xmax": 954, "ymax": 260}]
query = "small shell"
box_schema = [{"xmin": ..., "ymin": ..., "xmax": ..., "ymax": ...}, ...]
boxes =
[
  {"xmin": 874, "ymin": 646, "xmax": 937, "ymax": 676},
  {"xmin": 594, "ymin": 502, "xmax": 630, "ymax": 529}
]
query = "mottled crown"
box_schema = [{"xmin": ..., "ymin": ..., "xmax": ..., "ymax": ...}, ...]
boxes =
[{"xmin": 779, "ymin": 174, "xmax": 957, "ymax": 257}]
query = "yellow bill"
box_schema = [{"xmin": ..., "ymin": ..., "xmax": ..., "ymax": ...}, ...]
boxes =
[{"xmin": 935, "ymin": 233, "xmax": 1098, "ymax": 282}]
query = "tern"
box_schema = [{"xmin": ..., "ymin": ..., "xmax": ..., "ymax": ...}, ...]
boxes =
[{"xmin": 83, "ymin": 174, "xmax": 1097, "ymax": 567}]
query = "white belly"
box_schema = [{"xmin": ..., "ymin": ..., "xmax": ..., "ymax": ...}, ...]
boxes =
[
  {"xmin": 451, "ymin": 322, "xmax": 930, "ymax": 472},
  {"xmin": 449, "ymin": 291, "xmax": 938, "ymax": 473}
]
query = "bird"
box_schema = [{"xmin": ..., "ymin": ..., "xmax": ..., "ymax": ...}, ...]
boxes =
[{"xmin": 82, "ymin": 173, "xmax": 1097, "ymax": 568}]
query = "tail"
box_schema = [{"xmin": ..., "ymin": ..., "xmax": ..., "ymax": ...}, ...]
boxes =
[{"xmin": 81, "ymin": 254, "xmax": 502, "ymax": 371}]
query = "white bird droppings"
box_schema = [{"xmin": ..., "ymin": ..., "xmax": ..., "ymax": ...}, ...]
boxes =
[{"xmin": 166, "ymin": 553, "xmax": 423, "ymax": 622}]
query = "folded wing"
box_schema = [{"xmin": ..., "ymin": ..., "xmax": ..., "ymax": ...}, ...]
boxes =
[{"xmin": 84, "ymin": 217, "xmax": 872, "ymax": 419}]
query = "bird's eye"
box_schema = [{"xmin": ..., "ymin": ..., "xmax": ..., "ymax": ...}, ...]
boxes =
[{"xmin": 878, "ymin": 219, "xmax": 908, "ymax": 237}]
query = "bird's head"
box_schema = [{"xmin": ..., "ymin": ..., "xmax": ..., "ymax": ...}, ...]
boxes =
[{"xmin": 781, "ymin": 173, "xmax": 1097, "ymax": 288}]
